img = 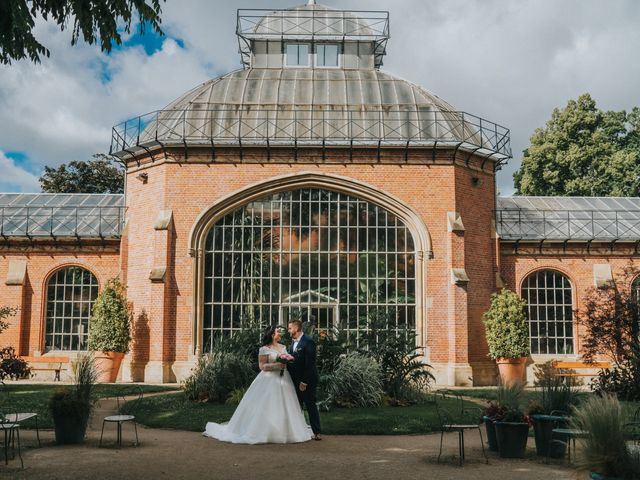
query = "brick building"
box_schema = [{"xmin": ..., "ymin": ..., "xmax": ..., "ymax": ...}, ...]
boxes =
[{"xmin": 1, "ymin": 2, "xmax": 639, "ymax": 385}]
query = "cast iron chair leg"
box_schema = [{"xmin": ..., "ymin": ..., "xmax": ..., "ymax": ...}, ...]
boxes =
[
  {"xmin": 437, "ymin": 430, "xmax": 444, "ymax": 463},
  {"xmin": 35, "ymin": 416, "xmax": 41, "ymax": 447},
  {"xmin": 4, "ymin": 430, "xmax": 8, "ymax": 465},
  {"xmin": 478, "ymin": 427, "xmax": 488, "ymax": 464},
  {"xmin": 134, "ymin": 421, "xmax": 139, "ymax": 446},
  {"xmin": 15, "ymin": 427, "xmax": 22, "ymax": 469},
  {"xmin": 99, "ymin": 420, "xmax": 106, "ymax": 447}
]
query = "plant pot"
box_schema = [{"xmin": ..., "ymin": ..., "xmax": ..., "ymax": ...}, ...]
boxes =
[
  {"xmin": 531, "ymin": 414, "xmax": 568, "ymax": 458},
  {"xmin": 483, "ymin": 416, "xmax": 498, "ymax": 451},
  {"xmin": 496, "ymin": 357, "xmax": 527, "ymax": 384},
  {"xmin": 494, "ymin": 421, "xmax": 529, "ymax": 458},
  {"xmin": 589, "ymin": 472, "xmax": 623, "ymax": 480},
  {"xmin": 94, "ymin": 351, "xmax": 125, "ymax": 383},
  {"xmin": 53, "ymin": 413, "xmax": 88, "ymax": 444}
]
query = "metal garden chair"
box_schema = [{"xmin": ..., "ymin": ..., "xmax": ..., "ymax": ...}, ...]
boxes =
[
  {"xmin": 0, "ymin": 381, "xmax": 40, "ymax": 447},
  {"xmin": 435, "ymin": 390, "xmax": 488, "ymax": 466},
  {"xmin": 99, "ymin": 387, "xmax": 143, "ymax": 448},
  {"xmin": 0, "ymin": 384, "xmax": 23, "ymax": 469}
]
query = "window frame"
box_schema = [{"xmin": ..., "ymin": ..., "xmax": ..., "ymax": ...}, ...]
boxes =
[
  {"xmin": 520, "ymin": 269, "xmax": 575, "ymax": 356},
  {"xmin": 284, "ymin": 42, "xmax": 311, "ymax": 68},
  {"xmin": 315, "ymin": 43, "xmax": 341, "ymax": 68}
]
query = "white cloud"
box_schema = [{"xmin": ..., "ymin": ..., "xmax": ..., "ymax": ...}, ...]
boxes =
[
  {"xmin": 1, "ymin": 0, "xmax": 640, "ymax": 195},
  {"xmin": 0, "ymin": 152, "xmax": 40, "ymax": 192}
]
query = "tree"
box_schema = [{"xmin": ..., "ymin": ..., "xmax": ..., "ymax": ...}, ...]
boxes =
[
  {"xmin": 513, "ymin": 94, "xmax": 640, "ymax": 197},
  {"xmin": 39, "ymin": 154, "xmax": 124, "ymax": 193},
  {"xmin": 0, "ymin": 0, "xmax": 164, "ymax": 65},
  {"xmin": 0, "ymin": 306, "xmax": 18, "ymax": 335}
]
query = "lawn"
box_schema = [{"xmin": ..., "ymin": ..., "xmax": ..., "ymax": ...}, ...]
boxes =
[
  {"xmin": 1, "ymin": 383, "xmax": 179, "ymax": 429},
  {"xmin": 120, "ymin": 391, "xmax": 481, "ymax": 435}
]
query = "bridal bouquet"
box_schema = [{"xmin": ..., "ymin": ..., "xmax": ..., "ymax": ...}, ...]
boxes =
[{"xmin": 277, "ymin": 353, "xmax": 295, "ymax": 377}]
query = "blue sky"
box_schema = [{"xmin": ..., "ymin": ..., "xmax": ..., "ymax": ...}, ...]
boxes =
[{"xmin": 1, "ymin": 0, "xmax": 640, "ymax": 195}]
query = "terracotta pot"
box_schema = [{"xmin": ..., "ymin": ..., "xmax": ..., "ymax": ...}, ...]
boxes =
[
  {"xmin": 94, "ymin": 351, "xmax": 125, "ymax": 383},
  {"xmin": 496, "ymin": 357, "xmax": 527, "ymax": 384}
]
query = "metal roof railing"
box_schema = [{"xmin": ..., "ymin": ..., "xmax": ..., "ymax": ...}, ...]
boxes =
[
  {"xmin": 495, "ymin": 208, "xmax": 640, "ymax": 241},
  {"xmin": 0, "ymin": 206, "xmax": 125, "ymax": 239},
  {"xmin": 110, "ymin": 108, "xmax": 511, "ymax": 164},
  {"xmin": 236, "ymin": 9, "xmax": 390, "ymax": 67}
]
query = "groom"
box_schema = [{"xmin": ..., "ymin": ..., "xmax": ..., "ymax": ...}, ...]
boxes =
[{"xmin": 287, "ymin": 319, "xmax": 321, "ymax": 440}]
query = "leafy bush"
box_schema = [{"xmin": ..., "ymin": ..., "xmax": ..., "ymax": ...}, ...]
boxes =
[
  {"xmin": 210, "ymin": 320, "xmax": 263, "ymax": 372},
  {"xmin": 50, "ymin": 354, "xmax": 98, "ymax": 425},
  {"xmin": 0, "ymin": 346, "xmax": 31, "ymax": 380},
  {"xmin": 492, "ymin": 381, "xmax": 528, "ymax": 422},
  {"xmin": 530, "ymin": 360, "xmax": 580, "ymax": 414},
  {"xmin": 49, "ymin": 389, "xmax": 92, "ymax": 423},
  {"xmin": 88, "ymin": 277, "xmax": 131, "ymax": 353},
  {"xmin": 533, "ymin": 359, "xmax": 582, "ymax": 387},
  {"xmin": 592, "ymin": 342, "xmax": 640, "ymax": 400},
  {"xmin": 571, "ymin": 394, "xmax": 640, "ymax": 479},
  {"xmin": 323, "ymin": 353, "xmax": 384, "ymax": 409},
  {"xmin": 483, "ymin": 288, "xmax": 529, "ymax": 360},
  {"xmin": 183, "ymin": 352, "xmax": 255, "ymax": 403},
  {"xmin": 0, "ymin": 306, "xmax": 17, "ymax": 334},
  {"xmin": 358, "ymin": 312, "xmax": 434, "ymax": 402},
  {"xmin": 225, "ymin": 387, "xmax": 248, "ymax": 406}
]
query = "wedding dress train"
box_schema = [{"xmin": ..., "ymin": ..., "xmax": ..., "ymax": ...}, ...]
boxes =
[{"xmin": 203, "ymin": 345, "xmax": 313, "ymax": 444}]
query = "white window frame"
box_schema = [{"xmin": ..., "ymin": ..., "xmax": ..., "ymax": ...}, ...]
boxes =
[
  {"xmin": 285, "ymin": 43, "xmax": 311, "ymax": 68},
  {"xmin": 315, "ymin": 43, "xmax": 341, "ymax": 68}
]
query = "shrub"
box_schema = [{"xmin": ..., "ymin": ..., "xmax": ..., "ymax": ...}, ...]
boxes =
[
  {"xmin": 323, "ymin": 353, "xmax": 384, "ymax": 408},
  {"xmin": 531, "ymin": 360, "xmax": 579, "ymax": 414},
  {"xmin": 493, "ymin": 381, "xmax": 527, "ymax": 422},
  {"xmin": 88, "ymin": 278, "xmax": 131, "ymax": 353},
  {"xmin": 225, "ymin": 387, "xmax": 248, "ymax": 406},
  {"xmin": 0, "ymin": 346, "xmax": 31, "ymax": 380},
  {"xmin": 0, "ymin": 306, "xmax": 17, "ymax": 334},
  {"xmin": 571, "ymin": 394, "xmax": 640, "ymax": 479},
  {"xmin": 533, "ymin": 360, "xmax": 582, "ymax": 387},
  {"xmin": 210, "ymin": 320, "xmax": 262, "ymax": 371},
  {"xmin": 358, "ymin": 312, "xmax": 434, "ymax": 402},
  {"xmin": 183, "ymin": 351, "xmax": 255, "ymax": 403},
  {"xmin": 592, "ymin": 342, "xmax": 640, "ymax": 400},
  {"xmin": 483, "ymin": 289, "xmax": 530, "ymax": 360}
]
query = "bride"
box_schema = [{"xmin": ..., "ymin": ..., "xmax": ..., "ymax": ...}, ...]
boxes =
[{"xmin": 203, "ymin": 325, "xmax": 313, "ymax": 444}]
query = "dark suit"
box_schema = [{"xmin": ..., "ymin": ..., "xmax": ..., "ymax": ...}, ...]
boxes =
[{"xmin": 287, "ymin": 334, "xmax": 321, "ymax": 434}]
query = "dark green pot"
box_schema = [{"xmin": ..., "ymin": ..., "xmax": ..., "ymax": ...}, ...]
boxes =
[
  {"xmin": 531, "ymin": 414, "xmax": 568, "ymax": 458},
  {"xmin": 590, "ymin": 473, "xmax": 622, "ymax": 480},
  {"xmin": 483, "ymin": 416, "xmax": 498, "ymax": 452},
  {"xmin": 53, "ymin": 414, "xmax": 89, "ymax": 444},
  {"xmin": 495, "ymin": 421, "xmax": 529, "ymax": 458}
]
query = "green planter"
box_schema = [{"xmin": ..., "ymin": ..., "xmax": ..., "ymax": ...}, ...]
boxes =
[
  {"xmin": 531, "ymin": 414, "xmax": 568, "ymax": 458},
  {"xmin": 495, "ymin": 421, "xmax": 529, "ymax": 458},
  {"xmin": 53, "ymin": 414, "xmax": 89, "ymax": 444},
  {"xmin": 589, "ymin": 473, "xmax": 622, "ymax": 480},
  {"xmin": 483, "ymin": 416, "xmax": 498, "ymax": 452}
]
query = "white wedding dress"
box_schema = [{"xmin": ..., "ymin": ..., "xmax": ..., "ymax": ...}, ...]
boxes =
[{"xmin": 203, "ymin": 345, "xmax": 313, "ymax": 444}]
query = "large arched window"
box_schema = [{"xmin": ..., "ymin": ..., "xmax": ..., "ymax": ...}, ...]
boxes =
[
  {"xmin": 45, "ymin": 266, "xmax": 99, "ymax": 351},
  {"xmin": 202, "ymin": 188, "xmax": 416, "ymax": 352},
  {"xmin": 521, "ymin": 270, "xmax": 574, "ymax": 355},
  {"xmin": 633, "ymin": 275, "xmax": 640, "ymax": 308}
]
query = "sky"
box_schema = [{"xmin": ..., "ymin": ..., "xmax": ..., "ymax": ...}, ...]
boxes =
[{"xmin": 1, "ymin": 0, "xmax": 639, "ymax": 195}]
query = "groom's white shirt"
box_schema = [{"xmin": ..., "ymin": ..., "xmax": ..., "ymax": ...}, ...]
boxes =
[{"xmin": 292, "ymin": 333, "xmax": 303, "ymax": 352}]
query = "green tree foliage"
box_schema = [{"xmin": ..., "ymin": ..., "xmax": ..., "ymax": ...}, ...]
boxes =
[
  {"xmin": 88, "ymin": 277, "xmax": 131, "ymax": 353},
  {"xmin": 39, "ymin": 154, "xmax": 124, "ymax": 193},
  {"xmin": 0, "ymin": 305, "xmax": 18, "ymax": 334},
  {"xmin": 483, "ymin": 289, "xmax": 530, "ymax": 360},
  {"xmin": 0, "ymin": 0, "xmax": 164, "ymax": 64},
  {"xmin": 514, "ymin": 94, "xmax": 640, "ymax": 196}
]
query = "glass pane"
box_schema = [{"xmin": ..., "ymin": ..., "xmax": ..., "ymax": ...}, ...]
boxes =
[
  {"xmin": 317, "ymin": 44, "xmax": 339, "ymax": 67},
  {"xmin": 286, "ymin": 43, "xmax": 309, "ymax": 66}
]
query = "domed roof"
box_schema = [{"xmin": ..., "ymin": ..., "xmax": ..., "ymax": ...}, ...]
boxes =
[{"xmin": 134, "ymin": 67, "xmax": 508, "ymax": 158}]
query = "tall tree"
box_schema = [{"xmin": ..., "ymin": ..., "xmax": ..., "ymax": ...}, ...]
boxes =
[
  {"xmin": 39, "ymin": 154, "xmax": 124, "ymax": 193},
  {"xmin": 0, "ymin": 0, "xmax": 164, "ymax": 64},
  {"xmin": 513, "ymin": 94, "xmax": 640, "ymax": 196}
]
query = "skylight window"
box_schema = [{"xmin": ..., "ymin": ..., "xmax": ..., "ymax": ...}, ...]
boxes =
[
  {"xmin": 316, "ymin": 44, "xmax": 339, "ymax": 67},
  {"xmin": 285, "ymin": 43, "xmax": 310, "ymax": 67}
]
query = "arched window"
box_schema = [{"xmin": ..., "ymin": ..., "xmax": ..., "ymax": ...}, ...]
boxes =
[
  {"xmin": 633, "ymin": 275, "xmax": 640, "ymax": 307},
  {"xmin": 202, "ymin": 188, "xmax": 416, "ymax": 352},
  {"xmin": 521, "ymin": 270, "xmax": 574, "ymax": 355},
  {"xmin": 45, "ymin": 267, "xmax": 99, "ymax": 351}
]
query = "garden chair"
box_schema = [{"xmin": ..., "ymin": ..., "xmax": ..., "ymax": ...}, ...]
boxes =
[
  {"xmin": 0, "ymin": 385, "xmax": 23, "ymax": 469},
  {"xmin": 0, "ymin": 381, "xmax": 40, "ymax": 447},
  {"xmin": 99, "ymin": 386, "xmax": 143, "ymax": 448},
  {"xmin": 435, "ymin": 390, "xmax": 488, "ymax": 466},
  {"xmin": 623, "ymin": 406, "xmax": 640, "ymax": 446}
]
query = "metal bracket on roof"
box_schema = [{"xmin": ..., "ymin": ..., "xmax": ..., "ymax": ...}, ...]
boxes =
[
  {"xmin": 432, "ymin": 140, "xmax": 438, "ymax": 163},
  {"xmin": 322, "ymin": 138, "xmax": 326, "ymax": 162},
  {"xmin": 586, "ymin": 238, "xmax": 594, "ymax": 254},
  {"xmin": 514, "ymin": 238, "xmax": 521, "ymax": 255},
  {"xmin": 610, "ymin": 238, "xmax": 618, "ymax": 253},
  {"xmin": 157, "ymin": 138, "xmax": 167, "ymax": 159},
  {"xmin": 562, "ymin": 238, "xmax": 569, "ymax": 254},
  {"xmin": 404, "ymin": 139, "xmax": 411, "ymax": 163},
  {"xmin": 183, "ymin": 138, "xmax": 189, "ymax": 160},
  {"xmin": 266, "ymin": 137, "xmax": 271, "ymax": 162},
  {"xmin": 538, "ymin": 238, "xmax": 545, "ymax": 254},
  {"xmin": 376, "ymin": 139, "xmax": 381, "ymax": 163},
  {"xmin": 294, "ymin": 138, "xmax": 298, "ymax": 162},
  {"xmin": 139, "ymin": 143, "xmax": 153, "ymax": 161},
  {"xmin": 464, "ymin": 146, "xmax": 481, "ymax": 168},
  {"xmin": 634, "ymin": 240, "xmax": 640, "ymax": 255},
  {"xmin": 481, "ymin": 151, "xmax": 498, "ymax": 172},
  {"xmin": 349, "ymin": 138, "xmax": 354, "ymax": 163},
  {"xmin": 123, "ymin": 148, "xmax": 140, "ymax": 168},
  {"xmin": 210, "ymin": 139, "xmax": 216, "ymax": 161},
  {"xmin": 239, "ymin": 137, "xmax": 244, "ymax": 162},
  {"xmin": 452, "ymin": 141, "xmax": 463, "ymax": 164}
]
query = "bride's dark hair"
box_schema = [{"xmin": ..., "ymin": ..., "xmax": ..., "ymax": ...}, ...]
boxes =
[{"xmin": 261, "ymin": 325, "xmax": 278, "ymax": 346}]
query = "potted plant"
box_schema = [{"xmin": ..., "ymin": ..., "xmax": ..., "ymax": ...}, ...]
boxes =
[
  {"xmin": 482, "ymin": 400, "xmax": 505, "ymax": 452},
  {"xmin": 528, "ymin": 362, "xmax": 578, "ymax": 458},
  {"xmin": 88, "ymin": 277, "xmax": 131, "ymax": 383},
  {"xmin": 49, "ymin": 354, "xmax": 97, "ymax": 444},
  {"xmin": 483, "ymin": 289, "xmax": 530, "ymax": 384},
  {"xmin": 571, "ymin": 394, "xmax": 640, "ymax": 480},
  {"xmin": 493, "ymin": 381, "xmax": 531, "ymax": 458}
]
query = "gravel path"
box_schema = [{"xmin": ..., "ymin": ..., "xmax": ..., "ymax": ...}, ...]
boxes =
[{"xmin": 0, "ymin": 397, "xmax": 576, "ymax": 480}]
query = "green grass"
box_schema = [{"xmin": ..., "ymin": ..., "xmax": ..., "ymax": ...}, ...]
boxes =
[
  {"xmin": 1, "ymin": 383, "xmax": 179, "ymax": 429},
  {"xmin": 120, "ymin": 391, "xmax": 480, "ymax": 435}
]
